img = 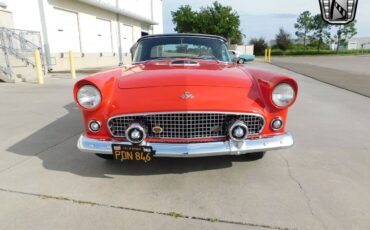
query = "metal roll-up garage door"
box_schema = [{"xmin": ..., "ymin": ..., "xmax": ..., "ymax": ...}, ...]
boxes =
[
  {"xmin": 96, "ymin": 18, "xmax": 113, "ymax": 53},
  {"xmin": 52, "ymin": 8, "xmax": 81, "ymax": 53},
  {"xmin": 120, "ymin": 24, "xmax": 133, "ymax": 54}
]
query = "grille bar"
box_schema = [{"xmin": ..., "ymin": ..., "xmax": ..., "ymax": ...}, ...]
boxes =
[{"xmin": 108, "ymin": 112, "xmax": 265, "ymax": 139}]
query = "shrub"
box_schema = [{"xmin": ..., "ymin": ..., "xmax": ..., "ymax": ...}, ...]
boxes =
[{"xmin": 249, "ymin": 37, "xmax": 268, "ymax": 56}]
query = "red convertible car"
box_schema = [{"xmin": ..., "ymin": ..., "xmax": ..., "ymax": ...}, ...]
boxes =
[{"xmin": 74, "ymin": 34, "xmax": 297, "ymax": 161}]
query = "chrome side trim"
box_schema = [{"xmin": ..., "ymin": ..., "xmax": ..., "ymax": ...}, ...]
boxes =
[{"xmin": 77, "ymin": 132, "xmax": 294, "ymax": 158}]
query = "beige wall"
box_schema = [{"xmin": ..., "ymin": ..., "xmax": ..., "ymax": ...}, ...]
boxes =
[
  {"xmin": 44, "ymin": 0, "xmax": 160, "ymax": 54},
  {"xmin": 50, "ymin": 52, "xmax": 132, "ymax": 72},
  {"xmin": 0, "ymin": 8, "xmax": 13, "ymax": 28},
  {"xmin": 231, "ymin": 45, "xmax": 255, "ymax": 55},
  {"xmin": 1, "ymin": 0, "xmax": 163, "ymax": 75}
]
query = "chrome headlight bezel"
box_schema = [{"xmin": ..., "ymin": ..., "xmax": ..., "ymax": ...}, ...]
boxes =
[
  {"xmin": 77, "ymin": 85, "xmax": 102, "ymax": 109},
  {"xmin": 272, "ymin": 83, "xmax": 295, "ymax": 108}
]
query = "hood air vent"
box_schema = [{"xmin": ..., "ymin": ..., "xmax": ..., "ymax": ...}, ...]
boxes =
[{"xmin": 170, "ymin": 60, "xmax": 199, "ymax": 67}]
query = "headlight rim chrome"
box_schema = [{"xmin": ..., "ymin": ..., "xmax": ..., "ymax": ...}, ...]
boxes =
[
  {"xmin": 228, "ymin": 120, "xmax": 249, "ymax": 142},
  {"xmin": 77, "ymin": 84, "xmax": 102, "ymax": 110},
  {"xmin": 125, "ymin": 123, "xmax": 147, "ymax": 144},
  {"xmin": 88, "ymin": 120, "xmax": 102, "ymax": 133},
  {"xmin": 271, "ymin": 83, "xmax": 296, "ymax": 108},
  {"xmin": 271, "ymin": 117, "xmax": 284, "ymax": 131}
]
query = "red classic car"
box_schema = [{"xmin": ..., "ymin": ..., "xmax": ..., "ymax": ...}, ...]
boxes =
[{"xmin": 74, "ymin": 34, "xmax": 298, "ymax": 161}]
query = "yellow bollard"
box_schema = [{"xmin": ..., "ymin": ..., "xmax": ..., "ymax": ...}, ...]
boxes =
[
  {"xmin": 69, "ymin": 50, "xmax": 76, "ymax": 80},
  {"xmin": 268, "ymin": 48, "xmax": 272, "ymax": 63},
  {"xmin": 264, "ymin": 49, "xmax": 268, "ymax": 62},
  {"xmin": 34, "ymin": 49, "xmax": 44, "ymax": 84}
]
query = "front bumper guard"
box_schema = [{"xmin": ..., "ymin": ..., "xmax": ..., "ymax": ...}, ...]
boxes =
[{"xmin": 77, "ymin": 133, "xmax": 294, "ymax": 158}]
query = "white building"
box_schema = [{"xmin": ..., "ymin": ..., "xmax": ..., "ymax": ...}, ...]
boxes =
[
  {"xmin": 0, "ymin": 0, "xmax": 163, "ymax": 72},
  {"xmin": 348, "ymin": 37, "xmax": 370, "ymax": 50}
]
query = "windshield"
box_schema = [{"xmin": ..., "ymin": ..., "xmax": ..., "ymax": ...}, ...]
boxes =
[{"xmin": 133, "ymin": 36, "xmax": 232, "ymax": 63}]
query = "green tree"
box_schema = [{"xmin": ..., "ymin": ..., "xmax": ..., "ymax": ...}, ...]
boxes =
[
  {"xmin": 310, "ymin": 14, "xmax": 331, "ymax": 52},
  {"xmin": 294, "ymin": 11, "xmax": 313, "ymax": 51},
  {"xmin": 249, "ymin": 37, "xmax": 268, "ymax": 56},
  {"xmin": 171, "ymin": 1, "xmax": 244, "ymax": 44},
  {"xmin": 334, "ymin": 20, "xmax": 357, "ymax": 52},
  {"xmin": 307, "ymin": 40, "xmax": 330, "ymax": 50},
  {"xmin": 171, "ymin": 5, "xmax": 199, "ymax": 33},
  {"xmin": 275, "ymin": 28, "xmax": 292, "ymax": 51}
]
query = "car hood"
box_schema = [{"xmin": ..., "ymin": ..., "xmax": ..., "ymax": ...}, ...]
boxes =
[{"xmin": 118, "ymin": 60, "xmax": 253, "ymax": 89}]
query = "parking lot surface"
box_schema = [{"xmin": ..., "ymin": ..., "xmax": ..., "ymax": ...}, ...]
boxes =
[
  {"xmin": 272, "ymin": 55, "xmax": 370, "ymax": 97},
  {"xmin": 0, "ymin": 62, "xmax": 369, "ymax": 230}
]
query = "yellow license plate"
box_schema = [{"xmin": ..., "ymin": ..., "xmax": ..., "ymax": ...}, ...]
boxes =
[{"xmin": 112, "ymin": 144, "xmax": 154, "ymax": 163}]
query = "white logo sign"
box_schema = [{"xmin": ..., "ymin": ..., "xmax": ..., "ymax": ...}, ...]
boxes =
[{"xmin": 319, "ymin": 0, "xmax": 358, "ymax": 24}]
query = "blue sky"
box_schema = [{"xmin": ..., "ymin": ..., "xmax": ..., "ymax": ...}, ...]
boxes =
[{"xmin": 163, "ymin": 0, "xmax": 370, "ymax": 42}]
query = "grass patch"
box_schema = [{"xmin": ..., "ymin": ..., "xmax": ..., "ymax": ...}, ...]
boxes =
[
  {"xmin": 256, "ymin": 49, "xmax": 370, "ymax": 56},
  {"xmin": 166, "ymin": 211, "xmax": 184, "ymax": 218},
  {"xmin": 208, "ymin": 217, "xmax": 218, "ymax": 223},
  {"xmin": 273, "ymin": 49, "xmax": 370, "ymax": 56}
]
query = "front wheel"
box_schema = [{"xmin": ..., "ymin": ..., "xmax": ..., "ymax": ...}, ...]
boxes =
[
  {"xmin": 96, "ymin": 154, "xmax": 114, "ymax": 160},
  {"xmin": 245, "ymin": 152, "xmax": 265, "ymax": 160},
  {"xmin": 238, "ymin": 58, "xmax": 245, "ymax": 64}
]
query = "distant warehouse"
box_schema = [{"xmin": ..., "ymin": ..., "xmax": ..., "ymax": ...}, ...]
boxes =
[
  {"xmin": 0, "ymin": 0, "xmax": 163, "ymax": 73},
  {"xmin": 348, "ymin": 37, "xmax": 370, "ymax": 50}
]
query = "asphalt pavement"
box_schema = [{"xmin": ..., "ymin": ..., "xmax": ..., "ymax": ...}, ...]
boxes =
[
  {"xmin": 271, "ymin": 55, "xmax": 370, "ymax": 97},
  {"xmin": 0, "ymin": 61, "xmax": 369, "ymax": 230}
]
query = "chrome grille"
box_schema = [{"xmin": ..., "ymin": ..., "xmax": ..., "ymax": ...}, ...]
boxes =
[{"xmin": 108, "ymin": 112, "xmax": 264, "ymax": 139}]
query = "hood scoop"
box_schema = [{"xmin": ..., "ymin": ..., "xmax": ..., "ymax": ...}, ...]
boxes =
[{"xmin": 170, "ymin": 60, "xmax": 199, "ymax": 67}]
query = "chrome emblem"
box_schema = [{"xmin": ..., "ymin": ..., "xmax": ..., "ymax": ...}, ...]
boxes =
[
  {"xmin": 319, "ymin": 0, "xmax": 358, "ymax": 24},
  {"xmin": 152, "ymin": 125, "xmax": 163, "ymax": 134},
  {"xmin": 210, "ymin": 126, "xmax": 222, "ymax": 133},
  {"xmin": 180, "ymin": 91, "xmax": 194, "ymax": 100}
]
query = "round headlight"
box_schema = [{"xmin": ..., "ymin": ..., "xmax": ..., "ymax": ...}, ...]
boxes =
[
  {"xmin": 272, "ymin": 83, "xmax": 295, "ymax": 107},
  {"xmin": 77, "ymin": 85, "xmax": 101, "ymax": 109}
]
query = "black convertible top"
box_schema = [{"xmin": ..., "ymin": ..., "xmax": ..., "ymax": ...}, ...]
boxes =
[{"xmin": 137, "ymin": 33, "xmax": 227, "ymax": 43}]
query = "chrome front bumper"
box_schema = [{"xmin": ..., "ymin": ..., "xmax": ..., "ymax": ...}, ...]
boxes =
[{"xmin": 77, "ymin": 133, "xmax": 294, "ymax": 158}]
